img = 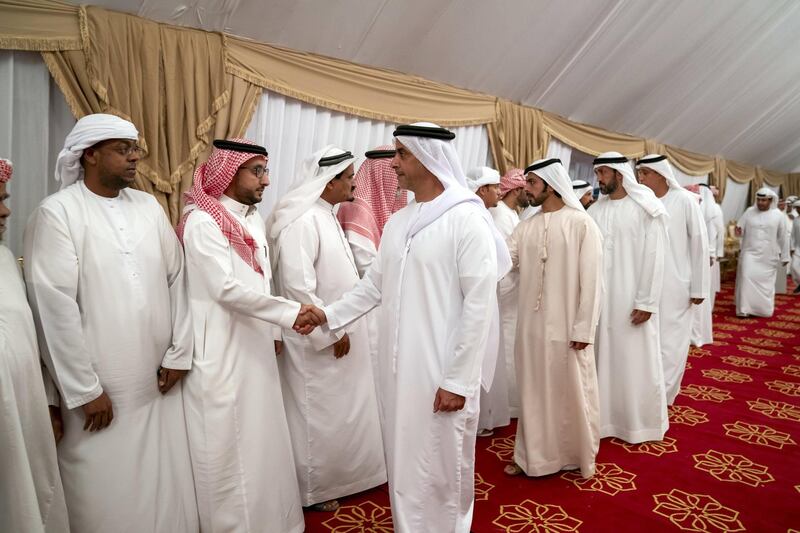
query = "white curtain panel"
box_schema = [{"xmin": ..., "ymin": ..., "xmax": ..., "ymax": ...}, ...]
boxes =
[
  {"xmin": 672, "ymin": 167, "xmax": 708, "ymax": 187},
  {"xmin": 721, "ymin": 177, "xmax": 750, "ymax": 224},
  {"xmin": 0, "ymin": 51, "xmax": 75, "ymax": 257},
  {"xmin": 245, "ymin": 90, "xmax": 493, "ymax": 219},
  {"xmin": 545, "ymin": 137, "xmax": 572, "ymax": 171}
]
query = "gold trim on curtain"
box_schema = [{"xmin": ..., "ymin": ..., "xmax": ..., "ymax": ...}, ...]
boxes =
[
  {"xmin": 0, "ymin": 0, "xmax": 80, "ymax": 51},
  {"xmin": 542, "ymin": 111, "xmax": 646, "ymax": 158},
  {"xmin": 224, "ymin": 35, "xmax": 496, "ymax": 127},
  {"xmin": 486, "ymin": 99, "xmax": 547, "ymax": 175}
]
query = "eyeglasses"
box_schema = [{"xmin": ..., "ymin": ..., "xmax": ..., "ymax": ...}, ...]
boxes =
[
  {"xmin": 110, "ymin": 144, "xmax": 143, "ymax": 157},
  {"xmin": 239, "ymin": 165, "xmax": 270, "ymax": 178}
]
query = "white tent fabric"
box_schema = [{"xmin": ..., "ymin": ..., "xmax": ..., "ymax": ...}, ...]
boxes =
[
  {"xmin": 75, "ymin": 0, "xmax": 800, "ymax": 173},
  {"xmin": 0, "ymin": 51, "xmax": 75, "ymax": 257},
  {"xmin": 245, "ymin": 90, "xmax": 492, "ymax": 220}
]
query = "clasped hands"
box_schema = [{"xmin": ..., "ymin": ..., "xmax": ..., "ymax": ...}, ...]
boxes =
[{"xmin": 292, "ymin": 304, "xmax": 327, "ymax": 335}]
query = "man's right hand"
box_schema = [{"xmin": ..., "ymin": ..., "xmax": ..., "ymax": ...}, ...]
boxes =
[
  {"xmin": 293, "ymin": 304, "xmax": 327, "ymax": 334},
  {"xmin": 81, "ymin": 391, "xmax": 113, "ymax": 432},
  {"xmin": 630, "ymin": 309, "xmax": 652, "ymax": 325}
]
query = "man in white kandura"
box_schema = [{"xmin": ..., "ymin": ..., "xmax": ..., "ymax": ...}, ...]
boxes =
[
  {"xmin": 24, "ymin": 114, "xmax": 198, "ymax": 533},
  {"xmin": 792, "ymin": 199, "xmax": 800, "ymax": 294},
  {"xmin": 588, "ymin": 152, "xmax": 669, "ymax": 443},
  {"xmin": 572, "ymin": 179, "xmax": 594, "ymax": 208},
  {"xmin": 179, "ymin": 139, "xmax": 323, "ymax": 533},
  {"xmin": 0, "ymin": 159, "xmax": 69, "ymax": 533},
  {"xmin": 637, "ymin": 154, "xmax": 709, "ymax": 405},
  {"xmin": 504, "ymin": 158, "xmax": 603, "ymax": 479},
  {"xmin": 267, "ymin": 146, "xmax": 386, "ymax": 512},
  {"xmin": 691, "ymin": 184, "xmax": 724, "ymax": 347},
  {"xmin": 467, "ymin": 166, "xmax": 511, "ymax": 436},
  {"xmin": 489, "ymin": 168, "xmax": 528, "ymax": 418},
  {"xmin": 735, "ymin": 188, "xmax": 790, "ymax": 316},
  {"xmin": 301, "ymin": 122, "xmax": 510, "ymax": 533}
]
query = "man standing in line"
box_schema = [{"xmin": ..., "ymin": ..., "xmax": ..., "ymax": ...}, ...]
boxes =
[
  {"xmin": 179, "ymin": 138, "xmax": 325, "ymax": 533},
  {"xmin": 504, "ymin": 158, "xmax": 603, "ymax": 479},
  {"xmin": 489, "ymin": 168, "xmax": 528, "ymax": 418},
  {"xmin": 637, "ymin": 154, "xmax": 709, "ymax": 404},
  {"xmin": 735, "ymin": 188, "xmax": 790, "ymax": 316},
  {"xmin": 467, "ymin": 166, "xmax": 511, "ymax": 436},
  {"xmin": 589, "ymin": 152, "xmax": 669, "ymax": 442},
  {"xmin": 268, "ymin": 146, "xmax": 386, "ymax": 512},
  {"xmin": 1, "ymin": 158, "xmax": 69, "ymax": 533},
  {"xmin": 24, "ymin": 114, "xmax": 198, "ymax": 533}
]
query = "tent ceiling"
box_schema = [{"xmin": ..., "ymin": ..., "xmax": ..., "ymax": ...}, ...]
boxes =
[{"xmin": 69, "ymin": 0, "xmax": 800, "ymax": 172}]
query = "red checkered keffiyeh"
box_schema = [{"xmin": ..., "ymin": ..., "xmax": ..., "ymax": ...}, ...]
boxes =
[
  {"xmin": 337, "ymin": 145, "xmax": 407, "ymax": 248},
  {"xmin": 0, "ymin": 158, "xmax": 11, "ymax": 183},
  {"xmin": 499, "ymin": 168, "xmax": 525, "ymax": 197},
  {"xmin": 177, "ymin": 138, "xmax": 265, "ymax": 274}
]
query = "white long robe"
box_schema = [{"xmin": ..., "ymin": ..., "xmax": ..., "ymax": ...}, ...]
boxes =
[
  {"xmin": 775, "ymin": 213, "xmax": 791, "ymax": 293},
  {"xmin": 691, "ymin": 202, "xmax": 721, "ymax": 347},
  {"xmin": 323, "ymin": 201, "xmax": 498, "ymax": 533},
  {"xmin": 342, "ymin": 228, "xmax": 382, "ymax": 406},
  {"xmin": 0, "ymin": 246, "xmax": 69, "ymax": 533},
  {"xmin": 659, "ymin": 189, "xmax": 710, "ymax": 405},
  {"xmin": 275, "ymin": 198, "xmax": 386, "ymax": 506},
  {"xmin": 736, "ymin": 207, "xmax": 789, "ymax": 317},
  {"xmin": 490, "ymin": 201, "xmax": 521, "ymax": 417},
  {"xmin": 589, "ymin": 196, "xmax": 668, "ymax": 443},
  {"xmin": 23, "ymin": 182, "xmax": 198, "ymax": 533},
  {"xmin": 791, "ymin": 217, "xmax": 800, "ymax": 283},
  {"xmin": 181, "ymin": 195, "xmax": 304, "ymax": 533},
  {"xmin": 509, "ymin": 207, "xmax": 603, "ymax": 478}
]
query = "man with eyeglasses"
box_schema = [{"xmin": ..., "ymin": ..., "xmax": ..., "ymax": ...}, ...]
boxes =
[
  {"xmin": 23, "ymin": 113, "xmax": 199, "ymax": 532},
  {"xmin": 179, "ymin": 138, "xmax": 322, "ymax": 533}
]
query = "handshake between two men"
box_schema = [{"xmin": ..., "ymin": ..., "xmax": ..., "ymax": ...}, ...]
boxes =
[{"xmin": 292, "ymin": 304, "xmax": 328, "ymax": 335}]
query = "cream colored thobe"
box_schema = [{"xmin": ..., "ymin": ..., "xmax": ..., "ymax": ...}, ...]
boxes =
[
  {"xmin": 275, "ymin": 198, "xmax": 386, "ymax": 506},
  {"xmin": 323, "ymin": 201, "xmax": 498, "ymax": 533},
  {"xmin": 659, "ymin": 189, "xmax": 710, "ymax": 404},
  {"xmin": 509, "ymin": 207, "xmax": 603, "ymax": 478},
  {"xmin": 23, "ymin": 182, "xmax": 198, "ymax": 533},
  {"xmin": 589, "ymin": 196, "xmax": 668, "ymax": 443},
  {"xmin": 181, "ymin": 195, "xmax": 304, "ymax": 533},
  {"xmin": 490, "ymin": 201, "xmax": 521, "ymax": 417},
  {"xmin": 0, "ymin": 245, "xmax": 69, "ymax": 533},
  {"xmin": 735, "ymin": 207, "xmax": 790, "ymax": 317}
]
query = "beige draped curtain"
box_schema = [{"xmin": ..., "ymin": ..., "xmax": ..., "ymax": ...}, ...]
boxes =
[{"xmin": 1, "ymin": 0, "xmax": 799, "ymax": 209}]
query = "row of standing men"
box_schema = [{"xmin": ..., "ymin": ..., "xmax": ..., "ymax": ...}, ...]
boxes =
[{"xmin": 3, "ymin": 113, "xmax": 789, "ymax": 533}]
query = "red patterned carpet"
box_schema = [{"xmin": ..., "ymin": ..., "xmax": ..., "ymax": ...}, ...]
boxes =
[{"xmin": 303, "ymin": 280, "xmax": 800, "ymax": 532}]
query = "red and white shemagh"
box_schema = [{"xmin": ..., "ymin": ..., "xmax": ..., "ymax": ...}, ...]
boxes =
[
  {"xmin": 0, "ymin": 158, "xmax": 12, "ymax": 183},
  {"xmin": 336, "ymin": 145, "xmax": 408, "ymax": 248},
  {"xmin": 499, "ymin": 168, "xmax": 525, "ymax": 197},
  {"xmin": 177, "ymin": 138, "xmax": 265, "ymax": 275}
]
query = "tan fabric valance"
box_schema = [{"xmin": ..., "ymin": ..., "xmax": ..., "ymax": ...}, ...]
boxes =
[
  {"xmin": 542, "ymin": 111, "xmax": 646, "ymax": 158},
  {"xmin": 225, "ymin": 35, "xmax": 496, "ymax": 127},
  {"xmin": 1, "ymin": 0, "xmax": 798, "ymax": 207},
  {"xmin": 0, "ymin": 0, "xmax": 80, "ymax": 51}
]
